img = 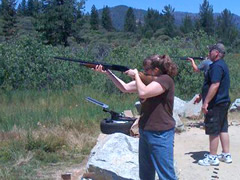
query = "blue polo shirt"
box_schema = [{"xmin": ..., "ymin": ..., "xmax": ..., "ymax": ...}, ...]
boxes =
[{"xmin": 202, "ymin": 59, "xmax": 230, "ymax": 108}]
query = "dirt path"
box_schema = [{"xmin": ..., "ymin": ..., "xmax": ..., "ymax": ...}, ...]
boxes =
[{"xmin": 175, "ymin": 125, "xmax": 240, "ymax": 180}]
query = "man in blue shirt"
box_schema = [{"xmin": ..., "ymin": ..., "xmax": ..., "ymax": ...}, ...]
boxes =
[{"xmin": 198, "ymin": 43, "xmax": 232, "ymax": 166}]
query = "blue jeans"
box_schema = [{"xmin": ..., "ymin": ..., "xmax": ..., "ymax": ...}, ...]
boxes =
[{"xmin": 139, "ymin": 128, "xmax": 176, "ymax": 180}]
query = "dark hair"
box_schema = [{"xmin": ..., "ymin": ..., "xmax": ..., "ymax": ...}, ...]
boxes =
[{"xmin": 143, "ymin": 54, "xmax": 178, "ymax": 77}]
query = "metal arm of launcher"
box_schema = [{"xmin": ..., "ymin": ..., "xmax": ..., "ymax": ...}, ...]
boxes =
[{"xmin": 85, "ymin": 97, "xmax": 124, "ymax": 120}]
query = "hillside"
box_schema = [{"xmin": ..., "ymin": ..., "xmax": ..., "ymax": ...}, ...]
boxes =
[
  {"xmin": 98, "ymin": 5, "xmax": 240, "ymax": 30},
  {"xmin": 98, "ymin": 5, "xmax": 146, "ymax": 30}
]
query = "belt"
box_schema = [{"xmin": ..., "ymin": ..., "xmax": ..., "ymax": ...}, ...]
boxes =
[{"xmin": 215, "ymin": 102, "xmax": 230, "ymax": 107}]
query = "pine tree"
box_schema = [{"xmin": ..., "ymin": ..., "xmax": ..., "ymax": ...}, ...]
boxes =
[
  {"xmin": 216, "ymin": 9, "xmax": 239, "ymax": 45},
  {"xmin": 142, "ymin": 8, "xmax": 162, "ymax": 38},
  {"xmin": 37, "ymin": 0, "xmax": 82, "ymax": 46},
  {"xmin": 0, "ymin": 0, "xmax": 17, "ymax": 40},
  {"xmin": 27, "ymin": 0, "xmax": 34, "ymax": 16},
  {"xmin": 90, "ymin": 5, "xmax": 99, "ymax": 30},
  {"xmin": 17, "ymin": 0, "xmax": 27, "ymax": 16},
  {"xmin": 198, "ymin": 0, "xmax": 214, "ymax": 35},
  {"xmin": 26, "ymin": 0, "xmax": 41, "ymax": 16},
  {"xmin": 101, "ymin": 6, "xmax": 114, "ymax": 31},
  {"xmin": 180, "ymin": 15, "xmax": 194, "ymax": 34},
  {"xmin": 124, "ymin": 7, "xmax": 136, "ymax": 32},
  {"xmin": 162, "ymin": 5, "xmax": 176, "ymax": 37},
  {"xmin": 71, "ymin": 0, "xmax": 85, "ymax": 42}
]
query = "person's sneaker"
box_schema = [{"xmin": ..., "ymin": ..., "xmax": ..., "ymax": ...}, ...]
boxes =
[
  {"xmin": 218, "ymin": 153, "xmax": 232, "ymax": 163},
  {"xmin": 198, "ymin": 154, "xmax": 219, "ymax": 166}
]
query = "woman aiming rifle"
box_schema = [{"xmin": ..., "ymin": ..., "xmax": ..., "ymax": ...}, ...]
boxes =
[{"xmin": 94, "ymin": 54, "xmax": 178, "ymax": 180}]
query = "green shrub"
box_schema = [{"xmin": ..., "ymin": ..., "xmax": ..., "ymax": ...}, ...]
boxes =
[
  {"xmin": 0, "ymin": 31, "xmax": 239, "ymax": 100},
  {"xmin": 0, "ymin": 36, "xmax": 91, "ymax": 90}
]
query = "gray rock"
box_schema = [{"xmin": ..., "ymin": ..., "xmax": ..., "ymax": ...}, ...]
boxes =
[
  {"xmin": 173, "ymin": 112, "xmax": 185, "ymax": 132},
  {"xmin": 230, "ymin": 98, "xmax": 240, "ymax": 112},
  {"xmin": 86, "ymin": 133, "xmax": 139, "ymax": 180},
  {"xmin": 174, "ymin": 96, "xmax": 187, "ymax": 117},
  {"xmin": 184, "ymin": 94, "xmax": 202, "ymax": 119}
]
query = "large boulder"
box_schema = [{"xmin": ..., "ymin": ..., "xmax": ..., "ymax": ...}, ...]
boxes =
[
  {"xmin": 174, "ymin": 97, "xmax": 187, "ymax": 117},
  {"xmin": 184, "ymin": 94, "xmax": 202, "ymax": 119},
  {"xmin": 86, "ymin": 133, "xmax": 139, "ymax": 180},
  {"xmin": 229, "ymin": 98, "xmax": 240, "ymax": 112}
]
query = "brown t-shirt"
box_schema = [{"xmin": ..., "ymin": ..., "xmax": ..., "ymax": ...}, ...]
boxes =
[{"xmin": 139, "ymin": 74, "xmax": 175, "ymax": 131}]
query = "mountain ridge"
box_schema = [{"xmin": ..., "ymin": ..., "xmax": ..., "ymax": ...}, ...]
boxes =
[{"xmin": 98, "ymin": 5, "xmax": 240, "ymax": 31}]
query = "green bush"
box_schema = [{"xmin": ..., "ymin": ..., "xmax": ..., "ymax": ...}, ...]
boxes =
[
  {"xmin": 0, "ymin": 31, "xmax": 239, "ymax": 100},
  {"xmin": 0, "ymin": 36, "xmax": 92, "ymax": 90}
]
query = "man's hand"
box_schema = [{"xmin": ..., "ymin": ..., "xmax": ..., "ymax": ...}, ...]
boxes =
[
  {"xmin": 202, "ymin": 103, "xmax": 208, "ymax": 114},
  {"xmin": 187, "ymin": 57, "xmax": 200, "ymax": 72},
  {"xmin": 187, "ymin": 57, "xmax": 194, "ymax": 62},
  {"xmin": 194, "ymin": 94, "xmax": 202, "ymax": 104}
]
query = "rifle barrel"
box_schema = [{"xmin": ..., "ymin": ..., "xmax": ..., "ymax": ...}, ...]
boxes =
[
  {"xmin": 171, "ymin": 56, "xmax": 205, "ymax": 60},
  {"xmin": 53, "ymin": 57, "xmax": 129, "ymax": 72}
]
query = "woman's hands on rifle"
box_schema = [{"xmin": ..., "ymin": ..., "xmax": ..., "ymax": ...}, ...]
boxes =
[
  {"xmin": 93, "ymin": 64, "xmax": 108, "ymax": 74},
  {"xmin": 94, "ymin": 65, "xmax": 137, "ymax": 93},
  {"xmin": 94, "ymin": 64, "xmax": 165, "ymax": 99},
  {"xmin": 125, "ymin": 69, "xmax": 139, "ymax": 79}
]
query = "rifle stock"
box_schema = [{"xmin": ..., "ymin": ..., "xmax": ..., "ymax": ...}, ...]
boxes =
[
  {"xmin": 139, "ymin": 72, "xmax": 157, "ymax": 85},
  {"xmin": 53, "ymin": 57, "xmax": 156, "ymax": 85}
]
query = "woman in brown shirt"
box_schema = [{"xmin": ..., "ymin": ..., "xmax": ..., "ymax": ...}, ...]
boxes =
[{"xmin": 95, "ymin": 54, "xmax": 178, "ymax": 180}]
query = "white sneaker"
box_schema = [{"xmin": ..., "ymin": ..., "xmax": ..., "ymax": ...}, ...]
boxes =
[
  {"xmin": 198, "ymin": 154, "xmax": 219, "ymax": 166},
  {"xmin": 218, "ymin": 153, "xmax": 232, "ymax": 163}
]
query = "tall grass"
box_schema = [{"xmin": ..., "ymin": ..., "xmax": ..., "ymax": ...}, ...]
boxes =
[
  {"xmin": 0, "ymin": 85, "xmax": 137, "ymax": 131},
  {"xmin": 0, "ymin": 85, "xmax": 138, "ymax": 179}
]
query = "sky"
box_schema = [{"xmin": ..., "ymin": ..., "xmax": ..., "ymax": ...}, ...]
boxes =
[{"xmin": 84, "ymin": 0, "xmax": 240, "ymax": 16}]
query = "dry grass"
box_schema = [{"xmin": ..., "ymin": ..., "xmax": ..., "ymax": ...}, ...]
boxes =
[
  {"xmin": 0, "ymin": 121, "xmax": 101, "ymax": 179},
  {"xmin": 32, "ymin": 120, "xmax": 100, "ymax": 152},
  {"xmin": 0, "ymin": 125, "xmax": 25, "ymax": 141},
  {"xmin": 13, "ymin": 152, "xmax": 33, "ymax": 167}
]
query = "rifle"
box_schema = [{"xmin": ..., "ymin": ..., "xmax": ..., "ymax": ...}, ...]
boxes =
[
  {"xmin": 171, "ymin": 56, "xmax": 205, "ymax": 60},
  {"xmin": 53, "ymin": 56, "xmax": 156, "ymax": 85},
  {"xmin": 54, "ymin": 57, "xmax": 129, "ymax": 72}
]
